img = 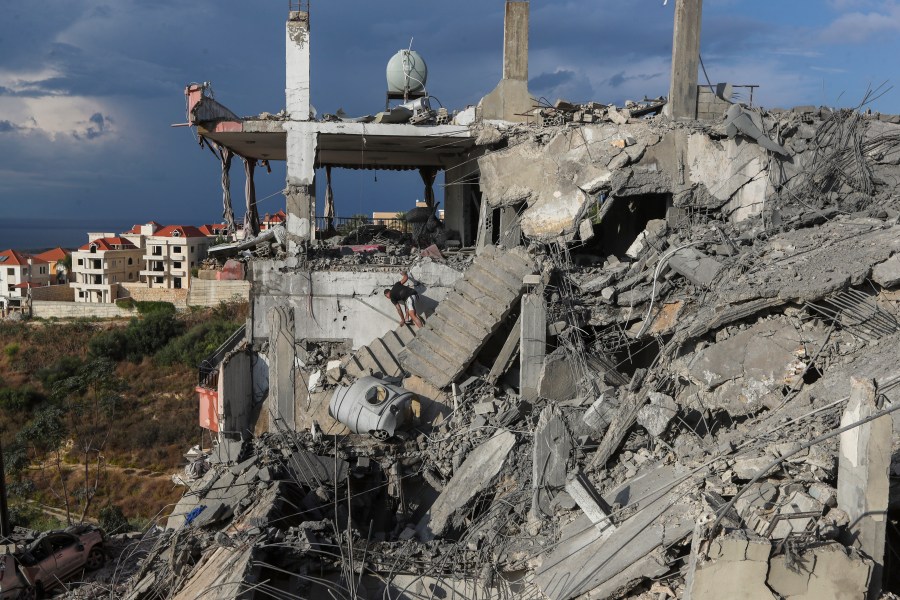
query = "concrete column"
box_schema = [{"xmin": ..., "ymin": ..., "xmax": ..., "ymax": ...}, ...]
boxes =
[
  {"xmin": 267, "ymin": 305, "xmax": 296, "ymax": 431},
  {"xmin": 499, "ymin": 206, "xmax": 522, "ymax": 247},
  {"xmin": 479, "ymin": 1, "xmax": 535, "ymax": 123},
  {"xmin": 503, "ymin": 1, "xmax": 529, "ymax": 81},
  {"xmin": 286, "ymin": 11, "xmax": 311, "ymax": 120},
  {"xmin": 838, "ymin": 377, "xmax": 890, "ymax": 599},
  {"xmin": 285, "ymin": 125, "xmax": 317, "ymax": 251},
  {"xmin": 520, "ymin": 291, "xmax": 546, "ymax": 401},
  {"xmin": 665, "ymin": 0, "xmax": 703, "ymax": 121}
]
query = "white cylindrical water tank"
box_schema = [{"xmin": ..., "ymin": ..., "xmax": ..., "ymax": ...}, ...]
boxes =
[{"xmin": 386, "ymin": 50, "xmax": 428, "ymax": 95}]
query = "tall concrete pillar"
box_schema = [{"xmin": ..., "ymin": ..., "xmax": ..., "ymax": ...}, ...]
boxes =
[
  {"xmin": 285, "ymin": 11, "xmax": 317, "ymax": 250},
  {"xmin": 480, "ymin": 1, "xmax": 536, "ymax": 123},
  {"xmin": 268, "ymin": 306, "xmax": 296, "ymax": 431},
  {"xmin": 520, "ymin": 291, "xmax": 546, "ymax": 401},
  {"xmin": 838, "ymin": 377, "xmax": 890, "ymax": 599},
  {"xmin": 502, "ymin": 1, "xmax": 529, "ymax": 81},
  {"xmin": 665, "ymin": 0, "xmax": 703, "ymax": 121},
  {"xmin": 286, "ymin": 11, "xmax": 311, "ymax": 121}
]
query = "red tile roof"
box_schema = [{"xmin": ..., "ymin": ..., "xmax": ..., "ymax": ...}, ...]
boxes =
[
  {"xmin": 264, "ymin": 210, "xmax": 286, "ymax": 223},
  {"xmin": 152, "ymin": 225, "xmax": 207, "ymax": 238},
  {"xmin": 34, "ymin": 247, "xmax": 69, "ymax": 263},
  {"xmin": 79, "ymin": 237, "xmax": 138, "ymax": 251},
  {"xmin": 14, "ymin": 282, "xmax": 44, "ymax": 289},
  {"xmin": 199, "ymin": 224, "xmax": 229, "ymax": 236},
  {"xmin": 0, "ymin": 249, "xmax": 28, "ymax": 266}
]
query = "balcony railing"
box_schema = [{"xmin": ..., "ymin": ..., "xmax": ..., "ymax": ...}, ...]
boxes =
[
  {"xmin": 315, "ymin": 216, "xmax": 412, "ymax": 235},
  {"xmin": 198, "ymin": 324, "xmax": 247, "ymax": 389}
]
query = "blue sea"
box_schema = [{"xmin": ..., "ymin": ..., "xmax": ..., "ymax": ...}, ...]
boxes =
[{"xmin": 0, "ymin": 217, "xmax": 147, "ymax": 253}]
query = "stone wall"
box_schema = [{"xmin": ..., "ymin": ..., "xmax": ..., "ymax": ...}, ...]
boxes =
[
  {"xmin": 120, "ymin": 283, "xmax": 189, "ymax": 310},
  {"xmin": 188, "ymin": 279, "xmax": 251, "ymax": 307},
  {"xmin": 31, "ymin": 284, "xmax": 74, "ymax": 302},
  {"xmin": 32, "ymin": 301, "xmax": 133, "ymax": 320}
]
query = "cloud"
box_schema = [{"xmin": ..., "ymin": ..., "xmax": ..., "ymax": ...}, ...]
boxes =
[
  {"xmin": 605, "ymin": 71, "xmax": 664, "ymax": 89},
  {"xmin": 0, "ymin": 120, "xmax": 25, "ymax": 133},
  {"xmin": 73, "ymin": 112, "xmax": 114, "ymax": 140},
  {"xmin": 820, "ymin": 2, "xmax": 900, "ymax": 43},
  {"xmin": 530, "ymin": 70, "xmax": 577, "ymax": 91}
]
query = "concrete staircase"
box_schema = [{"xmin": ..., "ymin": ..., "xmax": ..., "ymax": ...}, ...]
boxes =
[
  {"xmin": 341, "ymin": 323, "xmax": 418, "ymax": 379},
  {"xmin": 398, "ymin": 245, "xmax": 535, "ymax": 389}
]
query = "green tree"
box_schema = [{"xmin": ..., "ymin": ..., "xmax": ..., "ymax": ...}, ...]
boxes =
[{"xmin": 54, "ymin": 357, "xmax": 123, "ymax": 522}]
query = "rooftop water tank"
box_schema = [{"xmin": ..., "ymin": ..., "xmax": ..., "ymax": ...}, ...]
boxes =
[{"xmin": 386, "ymin": 49, "xmax": 428, "ymax": 96}]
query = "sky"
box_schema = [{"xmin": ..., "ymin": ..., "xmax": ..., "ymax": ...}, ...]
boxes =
[{"xmin": 2, "ymin": 0, "xmax": 900, "ymax": 248}]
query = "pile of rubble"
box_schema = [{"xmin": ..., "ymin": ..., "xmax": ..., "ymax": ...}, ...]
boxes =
[{"xmin": 58, "ymin": 101, "xmax": 900, "ymax": 600}]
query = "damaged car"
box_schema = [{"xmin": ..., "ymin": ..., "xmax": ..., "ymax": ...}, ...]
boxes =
[
  {"xmin": 0, "ymin": 525, "xmax": 106, "ymax": 599},
  {"xmin": 329, "ymin": 376, "xmax": 418, "ymax": 439}
]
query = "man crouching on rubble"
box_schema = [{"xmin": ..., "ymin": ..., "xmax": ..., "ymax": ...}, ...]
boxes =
[{"xmin": 384, "ymin": 270, "xmax": 424, "ymax": 328}]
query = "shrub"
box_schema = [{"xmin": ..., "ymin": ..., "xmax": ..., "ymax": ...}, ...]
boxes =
[
  {"xmin": 35, "ymin": 356, "xmax": 84, "ymax": 388},
  {"xmin": 99, "ymin": 504, "xmax": 132, "ymax": 534},
  {"xmin": 4, "ymin": 343, "xmax": 20, "ymax": 358},
  {"xmin": 88, "ymin": 328, "xmax": 129, "ymax": 361},
  {"xmin": 135, "ymin": 301, "xmax": 176, "ymax": 316},
  {"xmin": 155, "ymin": 318, "xmax": 240, "ymax": 367},
  {"xmin": 0, "ymin": 386, "xmax": 46, "ymax": 412},
  {"xmin": 125, "ymin": 312, "xmax": 182, "ymax": 361},
  {"xmin": 116, "ymin": 298, "xmax": 135, "ymax": 310}
]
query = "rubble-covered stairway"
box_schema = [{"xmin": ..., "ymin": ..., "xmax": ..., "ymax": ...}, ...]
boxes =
[
  {"xmin": 399, "ymin": 245, "xmax": 535, "ymax": 389},
  {"xmin": 341, "ymin": 323, "xmax": 418, "ymax": 379}
]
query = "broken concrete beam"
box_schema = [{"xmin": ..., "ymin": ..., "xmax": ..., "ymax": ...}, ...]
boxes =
[
  {"xmin": 535, "ymin": 465, "xmax": 694, "ymax": 599},
  {"xmin": 531, "ymin": 405, "xmax": 572, "ymax": 518},
  {"xmin": 520, "ymin": 292, "xmax": 546, "ymax": 402},
  {"xmin": 838, "ymin": 377, "xmax": 890, "ymax": 599},
  {"xmin": 417, "ymin": 429, "xmax": 517, "ymax": 540},
  {"xmin": 667, "ymin": 247, "xmax": 723, "ymax": 288},
  {"xmin": 564, "ymin": 472, "xmax": 614, "ymax": 534},
  {"xmin": 583, "ymin": 394, "xmax": 618, "ymax": 433}
]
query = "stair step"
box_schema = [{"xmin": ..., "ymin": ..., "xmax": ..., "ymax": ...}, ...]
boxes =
[
  {"xmin": 396, "ymin": 323, "xmax": 417, "ymax": 344},
  {"xmin": 470, "ymin": 261, "xmax": 523, "ymax": 292},
  {"xmin": 437, "ymin": 303, "xmax": 493, "ymax": 339},
  {"xmin": 415, "ymin": 329, "xmax": 472, "ymax": 366},
  {"xmin": 373, "ymin": 338, "xmax": 403, "ymax": 377},
  {"xmin": 443, "ymin": 295, "xmax": 502, "ymax": 332},
  {"xmin": 427, "ymin": 314, "xmax": 486, "ymax": 350},
  {"xmin": 398, "ymin": 348, "xmax": 455, "ymax": 387},
  {"xmin": 449, "ymin": 285, "xmax": 506, "ymax": 320},
  {"xmin": 381, "ymin": 330, "xmax": 407, "ymax": 357}
]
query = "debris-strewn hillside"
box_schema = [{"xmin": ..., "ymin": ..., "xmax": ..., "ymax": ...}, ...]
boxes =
[{"xmin": 0, "ymin": 302, "xmax": 247, "ymax": 528}]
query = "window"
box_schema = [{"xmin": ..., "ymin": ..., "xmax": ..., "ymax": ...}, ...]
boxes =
[
  {"xmin": 128, "ymin": 258, "xmax": 133, "ymax": 265},
  {"xmin": 6, "ymin": 268, "xmax": 12, "ymax": 276},
  {"xmin": 77, "ymin": 259, "xmax": 83, "ymax": 266},
  {"xmin": 78, "ymin": 291, "xmax": 84, "ymax": 298},
  {"xmin": 173, "ymin": 261, "xmax": 182, "ymax": 269},
  {"xmin": 128, "ymin": 272, "xmax": 134, "ymax": 280},
  {"xmin": 190, "ymin": 246, "xmax": 195, "ymax": 252},
  {"xmin": 155, "ymin": 277, "xmax": 163, "ymax": 284},
  {"xmin": 174, "ymin": 278, "xmax": 182, "ymax": 289},
  {"xmin": 173, "ymin": 246, "xmax": 182, "ymax": 254}
]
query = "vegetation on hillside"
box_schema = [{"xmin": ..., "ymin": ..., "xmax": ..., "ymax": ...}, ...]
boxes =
[{"xmin": 0, "ymin": 302, "xmax": 248, "ymax": 529}]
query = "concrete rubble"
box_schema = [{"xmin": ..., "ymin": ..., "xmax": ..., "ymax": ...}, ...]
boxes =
[
  {"xmin": 66, "ymin": 4, "xmax": 900, "ymax": 599},
  {"xmin": 83, "ymin": 102, "xmax": 900, "ymax": 599}
]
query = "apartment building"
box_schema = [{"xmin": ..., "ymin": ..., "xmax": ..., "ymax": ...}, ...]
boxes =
[
  {"xmin": 0, "ymin": 249, "xmax": 50, "ymax": 300},
  {"xmin": 140, "ymin": 225, "xmax": 211, "ymax": 289},
  {"xmin": 71, "ymin": 237, "xmax": 143, "ymax": 303}
]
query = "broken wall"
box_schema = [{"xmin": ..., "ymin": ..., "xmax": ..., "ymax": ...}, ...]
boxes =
[{"xmin": 251, "ymin": 259, "xmax": 463, "ymax": 349}]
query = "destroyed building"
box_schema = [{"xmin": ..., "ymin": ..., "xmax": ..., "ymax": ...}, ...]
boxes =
[{"xmin": 85, "ymin": 1, "xmax": 900, "ymax": 599}]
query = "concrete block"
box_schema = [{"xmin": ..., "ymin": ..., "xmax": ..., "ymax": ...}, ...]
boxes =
[
  {"xmin": 767, "ymin": 543, "xmax": 873, "ymax": 600},
  {"xmin": 687, "ymin": 531, "xmax": 775, "ymax": 600},
  {"xmin": 872, "ymin": 254, "xmax": 900, "ymax": 288},
  {"xmin": 473, "ymin": 401, "xmax": 496, "ymax": 415},
  {"xmin": 636, "ymin": 392, "xmax": 678, "ymax": 437},
  {"xmin": 538, "ymin": 348, "xmax": 577, "ymax": 402},
  {"xmin": 668, "ymin": 247, "xmax": 723, "ymax": 288}
]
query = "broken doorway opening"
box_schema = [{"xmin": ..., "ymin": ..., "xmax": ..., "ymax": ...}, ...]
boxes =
[{"xmin": 593, "ymin": 193, "xmax": 672, "ymax": 258}]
